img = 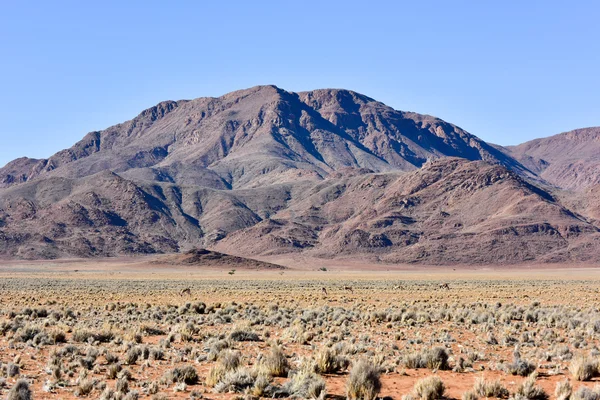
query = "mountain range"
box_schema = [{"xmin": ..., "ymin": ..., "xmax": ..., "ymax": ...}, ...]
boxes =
[{"xmin": 1, "ymin": 85, "xmax": 599, "ymax": 264}]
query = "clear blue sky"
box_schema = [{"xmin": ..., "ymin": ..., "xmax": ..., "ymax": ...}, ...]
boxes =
[{"xmin": 1, "ymin": 1, "xmax": 599, "ymax": 167}]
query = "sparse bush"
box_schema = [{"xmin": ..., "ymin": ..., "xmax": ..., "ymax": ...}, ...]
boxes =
[
  {"xmin": 6, "ymin": 362, "xmax": 20, "ymax": 377},
  {"xmin": 413, "ymin": 376, "xmax": 445, "ymax": 400},
  {"xmin": 124, "ymin": 391, "xmax": 139, "ymax": 400},
  {"xmin": 72, "ymin": 329, "xmax": 95, "ymax": 343},
  {"xmin": 315, "ymin": 347, "xmax": 350, "ymax": 374},
  {"xmin": 572, "ymin": 386, "xmax": 600, "ymax": 400},
  {"xmin": 173, "ymin": 366, "xmax": 199, "ymax": 385},
  {"xmin": 7, "ymin": 380, "xmax": 32, "ymax": 400},
  {"xmin": 100, "ymin": 388, "xmax": 115, "ymax": 400},
  {"xmin": 346, "ymin": 360, "xmax": 381, "ymax": 400},
  {"xmin": 125, "ymin": 347, "xmax": 140, "ymax": 365},
  {"xmin": 283, "ymin": 364, "xmax": 326, "ymax": 400},
  {"xmin": 252, "ymin": 374, "xmax": 271, "ymax": 397},
  {"xmin": 105, "ymin": 352, "xmax": 119, "ymax": 364},
  {"xmin": 214, "ymin": 368, "xmax": 256, "ymax": 393},
  {"xmin": 463, "ymin": 391, "xmax": 479, "ymax": 400},
  {"xmin": 259, "ymin": 346, "xmax": 290, "ymax": 377},
  {"xmin": 229, "ymin": 327, "xmax": 260, "ymax": 342},
  {"xmin": 206, "ymin": 350, "xmax": 241, "ymax": 387},
  {"xmin": 117, "ymin": 377, "xmax": 129, "ymax": 394},
  {"xmin": 107, "ymin": 363, "xmax": 122, "ymax": 379},
  {"xmin": 506, "ymin": 359, "xmax": 537, "ymax": 377},
  {"xmin": 569, "ymin": 356, "xmax": 598, "ymax": 381},
  {"xmin": 515, "ymin": 374, "xmax": 548, "ymax": 400},
  {"xmin": 473, "ymin": 376, "xmax": 509, "ymax": 398},
  {"xmin": 75, "ymin": 378, "xmax": 94, "ymax": 397},
  {"xmin": 404, "ymin": 347, "xmax": 450, "ymax": 370},
  {"xmin": 219, "ymin": 350, "xmax": 241, "ymax": 371},
  {"xmin": 555, "ymin": 380, "xmax": 572, "ymax": 400}
]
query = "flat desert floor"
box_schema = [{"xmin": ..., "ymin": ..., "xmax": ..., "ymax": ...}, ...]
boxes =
[{"xmin": 1, "ymin": 257, "xmax": 600, "ymax": 400}]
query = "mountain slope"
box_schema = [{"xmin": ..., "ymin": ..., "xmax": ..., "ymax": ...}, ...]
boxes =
[
  {"xmin": 0, "ymin": 86, "xmax": 526, "ymax": 191},
  {"xmin": 213, "ymin": 158, "xmax": 599, "ymax": 264},
  {"xmin": 505, "ymin": 127, "xmax": 600, "ymax": 191},
  {"xmin": 0, "ymin": 86, "xmax": 598, "ymax": 264},
  {"xmin": 1, "ymin": 157, "xmax": 597, "ymax": 264}
]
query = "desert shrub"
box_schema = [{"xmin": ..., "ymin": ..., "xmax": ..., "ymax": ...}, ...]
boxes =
[
  {"xmin": 173, "ymin": 382, "xmax": 187, "ymax": 392},
  {"xmin": 117, "ymin": 377, "xmax": 129, "ymax": 394},
  {"xmin": 252, "ymin": 374, "xmax": 271, "ymax": 397},
  {"xmin": 515, "ymin": 374, "xmax": 548, "ymax": 400},
  {"xmin": 118, "ymin": 369, "xmax": 132, "ymax": 381},
  {"xmin": 555, "ymin": 346, "xmax": 573, "ymax": 361},
  {"xmin": 107, "ymin": 363, "xmax": 122, "ymax": 379},
  {"xmin": 15, "ymin": 325, "xmax": 40, "ymax": 343},
  {"xmin": 206, "ymin": 350, "xmax": 241, "ymax": 387},
  {"xmin": 282, "ymin": 365, "xmax": 326, "ymax": 400},
  {"xmin": 569, "ymin": 357, "xmax": 598, "ymax": 381},
  {"xmin": 413, "ymin": 376, "xmax": 445, "ymax": 400},
  {"xmin": 173, "ymin": 366, "xmax": 199, "ymax": 385},
  {"xmin": 214, "ymin": 368, "xmax": 256, "ymax": 393},
  {"xmin": 125, "ymin": 347, "xmax": 140, "ymax": 365},
  {"xmin": 75, "ymin": 378, "xmax": 94, "ymax": 396},
  {"xmin": 473, "ymin": 376, "xmax": 509, "ymax": 398},
  {"xmin": 404, "ymin": 347, "xmax": 450, "ymax": 370},
  {"xmin": 346, "ymin": 360, "xmax": 381, "ymax": 400},
  {"xmin": 259, "ymin": 346, "xmax": 290, "ymax": 377},
  {"xmin": 572, "ymin": 386, "xmax": 600, "ymax": 400},
  {"xmin": 79, "ymin": 356, "xmax": 95, "ymax": 370},
  {"xmin": 72, "ymin": 329, "xmax": 95, "ymax": 343},
  {"xmin": 7, "ymin": 380, "xmax": 32, "ymax": 400},
  {"xmin": 105, "ymin": 352, "xmax": 119, "ymax": 364},
  {"xmin": 124, "ymin": 391, "xmax": 139, "ymax": 400},
  {"xmin": 6, "ymin": 362, "xmax": 20, "ymax": 378},
  {"xmin": 229, "ymin": 327, "xmax": 260, "ymax": 342},
  {"xmin": 206, "ymin": 366, "xmax": 223, "ymax": 388},
  {"xmin": 149, "ymin": 347, "xmax": 164, "ymax": 361},
  {"xmin": 506, "ymin": 359, "xmax": 537, "ymax": 377},
  {"xmin": 463, "ymin": 391, "xmax": 479, "ymax": 400},
  {"xmin": 32, "ymin": 331, "xmax": 52, "ymax": 346},
  {"xmin": 554, "ymin": 380, "xmax": 572, "ymax": 400},
  {"xmin": 405, "ymin": 353, "xmax": 423, "ymax": 369},
  {"xmin": 73, "ymin": 329, "xmax": 114, "ymax": 344},
  {"xmin": 219, "ymin": 350, "xmax": 241, "ymax": 370},
  {"xmin": 99, "ymin": 388, "xmax": 115, "ymax": 400},
  {"xmin": 315, "ymin": 347, "xmax": 349, "ymax": 374}
]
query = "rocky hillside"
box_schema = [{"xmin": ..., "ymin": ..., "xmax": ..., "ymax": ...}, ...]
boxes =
[
  {"xmin": 0, "ymin": 86, "xmax": 599, "ymax": 264},
  {"xmin": 504, "ymin": 127, "xmax": 600, "ymax": 191},
  {"xmin": 0, "ymin": 86, "xmax": 524, "ymax": 190}
]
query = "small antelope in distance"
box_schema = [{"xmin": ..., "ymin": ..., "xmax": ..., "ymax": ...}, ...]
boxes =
[
  {"xmin": 439, "ymin": 283, "xmax": 450, "ymax": 290},
  {"xmin": 180, "ymin": 288, "xmax": 191, "ymax": 296},
  {"xmin": 343, "ymin": 286, "xmax": 354, "ymax": 293},
  {"xmin": 322, "ymin": 287, "xmax": 328, "ymax": 296}
]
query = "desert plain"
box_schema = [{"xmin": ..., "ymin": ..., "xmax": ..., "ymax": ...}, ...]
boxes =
[{"xmin": 2, "ymin": 257, "xmax": 600, "ymax": 400}]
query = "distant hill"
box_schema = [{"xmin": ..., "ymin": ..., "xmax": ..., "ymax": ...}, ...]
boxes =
[{"xmin": 503, "ymin": 127, "xmax": 600, "ymax": 191}]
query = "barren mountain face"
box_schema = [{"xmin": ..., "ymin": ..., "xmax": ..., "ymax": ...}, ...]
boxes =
[
  {"xmin": 505, "ymin": 127, "xmax": 600, "ymax": 191},
  {"xmin": 0, "ymin": 86, "xmax": 521, "ymax": 189},
  {"xmin": 0, "ymin": 85, "xmax": 598, "ymax": 264}
]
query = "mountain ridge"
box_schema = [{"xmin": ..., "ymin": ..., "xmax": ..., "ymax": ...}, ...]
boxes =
[
  {"xmin": 0, "ymin": 85, "xmax": 530, "ymax": 189},
  {"xmin": 1, "ymin": 85, "xmax": 599, "ymax": 264}
]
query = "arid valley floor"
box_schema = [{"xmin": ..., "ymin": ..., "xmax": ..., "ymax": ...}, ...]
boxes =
[{"xmin": 2, "ymin": 258, "xmax": 600, "ymax": 400}]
